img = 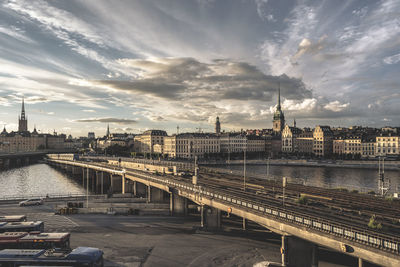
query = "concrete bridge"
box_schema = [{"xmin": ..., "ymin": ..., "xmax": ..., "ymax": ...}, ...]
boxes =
[
  {"xmin": 46, "ymin": 157, "xmax": 400, "ymax": 267},
  {"xmin": 0, "ymin": 152, "xmax": 46, "ymax": 169}
]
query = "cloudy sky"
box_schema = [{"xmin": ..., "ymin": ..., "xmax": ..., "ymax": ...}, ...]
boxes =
[{"xmin": 0, "ymin": 0, "xmax": 399, "ymax": 137}]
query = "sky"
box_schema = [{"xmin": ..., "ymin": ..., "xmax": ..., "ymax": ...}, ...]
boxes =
[{"xmin": 0, "ymin": 0, "xmax": 399, "ymax": 137}]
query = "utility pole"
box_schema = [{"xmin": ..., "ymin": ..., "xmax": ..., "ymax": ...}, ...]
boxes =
[
  {"xmin": 243, "ymin": 148, "xmax": 246, "ymax": 191},
  {"xmin": 282, "ymin": 177, "xmax": 287, "ymax": 207},
  {"xmin": 86, "ymin": 168, "xmax": 89, "ymax": 208}
]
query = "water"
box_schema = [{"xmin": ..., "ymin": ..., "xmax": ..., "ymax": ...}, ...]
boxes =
[
  {"xmin": 219, "ymin": 164, "xmax": 400, "ymax": 193},
  {"xmin": 0, "ymin": 163, "xmax": 85, "ymax": 199}
]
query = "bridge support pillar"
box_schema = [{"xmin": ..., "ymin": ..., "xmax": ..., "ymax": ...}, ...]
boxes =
[
  {"xmin": 281, "ymin": 236, "xmax": 318, "ymax": 267},
  {"xmin": 133, "ymin": 181, "xmax": 137, "ymax": 196},
  {"xmin": 136, "ymin": 182, "xmax": 147, "ymax": 197},
  {"xmin": 358, "ymin": 258, "xmax": 363, "ymax": 267},
  {"xmin": 242, "ymin": 218, "xmax": 247, "ymax": 230},
  {"xmin": 122, "ymin": 173, "xmax": 125, "ymax": 194},
  {"xmin": 4, "ymin": 158, "xmax": 10, "ymax": 169},
  {"xmin": 110, "ymin": 174, "xmax": 122, "ymax": 194},
  {"xmin": 149, "ymin": 187, "xmax": 166, "ymax": 203},
  {"xmin": 204, "ymin": 207, "xmax": 221, "ymax": 230},
  {"xmin": 170, "ymin": 192, "xmax": 187, "ymax": 216}
]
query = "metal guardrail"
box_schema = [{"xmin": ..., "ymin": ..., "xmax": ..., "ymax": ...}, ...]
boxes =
[{"xmin": 0, "ymin": 192, "xmax": 87, "ymax": 201}]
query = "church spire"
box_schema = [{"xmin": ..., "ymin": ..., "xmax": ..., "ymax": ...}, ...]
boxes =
[
  {"xmin": 277, "ymin": 82, "xmax": 281, "ymax": 110},
  {"xmin": 21, "ymin": 97, "xmax": 26, "ymax": 120},
  {"xmin": 106, "ymin": 124, "xmax": 110, "ymax": 138},
  {"xmin": 18, "ymin": 97, "xmax": 28, "ymax": 132}
]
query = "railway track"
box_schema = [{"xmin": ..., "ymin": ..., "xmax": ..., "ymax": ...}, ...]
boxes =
[{"xmin": 198, "ymin": 170, "xmax": 400, "ymax": 221}]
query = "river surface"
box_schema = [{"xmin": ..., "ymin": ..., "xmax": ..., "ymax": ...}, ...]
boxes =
[
  {"xmin": 0, "ymin": 163, "xmax": 85, "ymax": 199},
  {"xmin": 217, "ymin": 164, "xmax": 400, "ymax": 193}
]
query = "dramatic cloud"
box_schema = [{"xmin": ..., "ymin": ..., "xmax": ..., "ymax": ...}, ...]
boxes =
[
  {"xmin": 0, "ymin": 0, "xmax": 398, "ymax": 135},
  {"xmin": 94, "ymin": 58, "xmax": 312, "ymax": 102},
  {"xmin": 75, "ymin": 118, "xmax": 137, "ymax": 124}
]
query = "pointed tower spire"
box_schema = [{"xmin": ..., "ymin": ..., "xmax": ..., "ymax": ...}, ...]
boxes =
[
  {"xmin": 18, "ymin": 97, "xmax": 28, "ymax": 132},
  {"xmin": 106, "ymin": 124, "xmax": 110, "ymax": 138},
  {"xmin": 277, "ymin": 82, "xmax": 281, "ymax": 110},
  {"xmin": 294, "ymin": 118, "xmax": 296, "ymax": 128},
  {"xmin": 21, "ymin": 97, "xmax": 25, "ymax": 120},
  {"xmin": 1, "ymin": 124, "xmax": 7, "ymax": 135}
]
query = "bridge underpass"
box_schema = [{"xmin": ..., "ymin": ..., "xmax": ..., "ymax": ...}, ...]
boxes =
[{"xmin": 46, "ymin": 158, "xmax": 399, "ymax": 267}]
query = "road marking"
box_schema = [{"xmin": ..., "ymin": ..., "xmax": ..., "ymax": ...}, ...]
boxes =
[{"xmin": 63, "ymin": 216, "xmax": 79, "ymax": 226}]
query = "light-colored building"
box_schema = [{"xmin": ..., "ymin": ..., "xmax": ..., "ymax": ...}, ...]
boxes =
[
  {"xmin": 281, "ymin": 125, "xmax": 302, "ymax": 153},
  {"xmin": 175, "ymin": 133, "xmax": 220, "ymax": 159},
  {"xmin": 333, "ymin": 137, "xmax": 345, "ymax": 155},
  {"xmin": 163, "ymin": 135, "xmax": 177, "ymax": 158},
  {"xmin": 375, "ymin": 134, "xmax": 399, "ymax": 157},
  {"xmin": 0, "ymin": 133, "xmax": 45, "ymax": 153},
  {"xmin": 361, "ymin": 138, "xmax": 375, "ymax": 158},
  {"xmin": 220, "ymin": 133, "xmax": 247, "ymax": 153},
  {"xmin": 313, "ymin": 126, "xmax": 333, "ymax": 157},
  {"xmin": 134, "ymin": 130, "xmax": 167, "ymax": 153},
  {"xmin": 343, "ymin": 136, "xmax": 362, "ymax": 156}
]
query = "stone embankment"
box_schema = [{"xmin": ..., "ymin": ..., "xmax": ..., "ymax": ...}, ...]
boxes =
[{"xmin": 204, "ymin": 159, "xmax": 400, "ymax": 170}]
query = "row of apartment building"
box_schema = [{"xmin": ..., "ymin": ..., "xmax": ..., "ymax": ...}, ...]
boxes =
[
  {"xmin": 282, "ymin": 125, "xmax": 399, "ymax": 158},
  {"xmin": 131, "ymin": 126, "xmax": 400, "ymax": 159},
  {"xmin": 133, "ymin": 130, "xmax": 269, "ymax": 159}
]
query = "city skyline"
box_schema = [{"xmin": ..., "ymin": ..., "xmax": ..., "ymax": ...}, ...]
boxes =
[{"xmin": 0, "ymin": 0, "xmax": 399, "ymax": 136}]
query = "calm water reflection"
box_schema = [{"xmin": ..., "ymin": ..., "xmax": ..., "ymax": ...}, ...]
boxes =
[
  {"xmin": 223, "ymin": 164, "xmax": 400, "ymax": 193},
  {"xmin": 0, "ymin": 163, "xmax": 85, "ymax": 198}
]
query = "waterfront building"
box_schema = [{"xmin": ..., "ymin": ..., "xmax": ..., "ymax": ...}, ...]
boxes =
[
  {"xmin": 361, "ymin": 137, "xmax": 375, "ymax": 159},
  {"xmin": 272, "ymin": 86, "xmax": 285, "ymax": 134},
  {"xmin": 134, "ymin": 130, "xmax": 167, "ymax": 153},
  {"xmin": 173, "ymin": 133, "xmax": 220, "ymax": 159},
  {"xmin": 220, "ymin": 133, "xmax": 247, "ymax": 153},
  {"xmin": 343, "ymin": 136, "xmax": 362, "ymax": 156},
  {"xmin": 313, "ymin": 126, "xmax": 333, "ymax": 157},
  {"xmin": 333, "ymin": 137, "xmax": 345, "ymax": 156},
  {"xmin": 281, "ymin": 124, "xmax": 302, "ymax": 153},
  {"xmin": 264, "ymin": 135, "xmax": 282, "ymax": 157},
  {"xmin": 375, "ymin": 133, "xmax": 399, "ymax": 157},
  {"xmin": 215, "ymin": 117, "xmax": 221, "ymax": 134},
  {"xmin": 246, "ymin": 135, "xmax": 265, "ymax": 152},
  {"xmin": 296, "ymin": 130, "xmax": 314, "ymax": 155},
  {"xmin": 0, "ymin": 100, "xmax": 68, "ymax": 153}
]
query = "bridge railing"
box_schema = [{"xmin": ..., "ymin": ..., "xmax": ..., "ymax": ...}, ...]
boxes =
[{"xmin": 0, "ymin": 192, "xmax": 89, "ymax": 201}]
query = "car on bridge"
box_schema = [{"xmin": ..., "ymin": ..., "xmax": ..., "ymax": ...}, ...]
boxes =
[{"xmin": 19, "ymin": 198, "xmax": 44, "ymax": 207}]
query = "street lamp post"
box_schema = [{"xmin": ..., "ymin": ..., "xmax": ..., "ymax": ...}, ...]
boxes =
[
  {"xmin": 243, "ymin": 148, "xmax": 246, "ymax": 191},
  {"xmin": 282, "ymin": 177, "xmax": 287, "ymax": 207},
  {"xmin": 86, "ymin": 168, "xmax": 89, "ymax": 208}
]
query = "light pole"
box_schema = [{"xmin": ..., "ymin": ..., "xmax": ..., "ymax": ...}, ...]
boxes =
[
  {"xmin": 282, "ymin": 177, "xmax": 287, "ymax": 207},
  {"xmin": 86, "ymin": 168, "xmax": 89, "ymax": 208},
  {"xmin": 243, "ymin": 148, "xmax": 246, "ymax": 191}
]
